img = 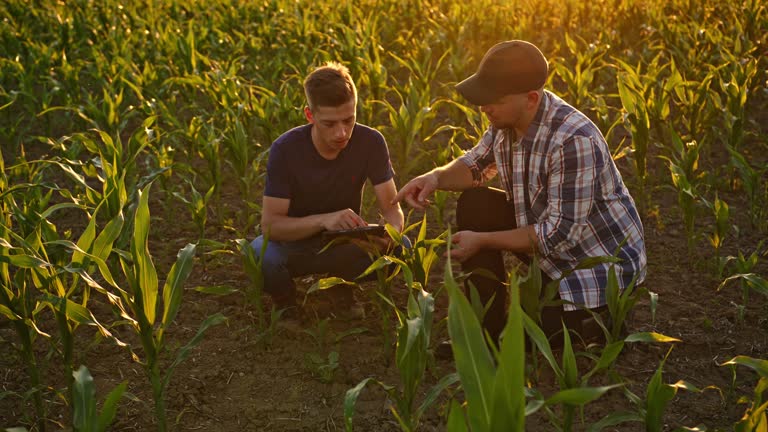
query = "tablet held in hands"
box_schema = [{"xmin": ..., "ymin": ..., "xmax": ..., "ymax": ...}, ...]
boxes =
[{"xmin": 321, "ymin": 224, "xmax": 387, "ymax": 240}]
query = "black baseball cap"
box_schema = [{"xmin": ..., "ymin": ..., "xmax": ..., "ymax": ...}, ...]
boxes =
[{"xmin": 456, "ymin": 40, "xmax": 548, "ymax": 106}]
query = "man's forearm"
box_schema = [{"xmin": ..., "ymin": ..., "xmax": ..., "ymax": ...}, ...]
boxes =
[
  {"xmin": 262, "ymin": 213, "xmax": 327, "ymax": 242},
  {"xmin": 478, "ymin": 225, "xmax": 539, "ymax": 254},
  {"xmin": 432, "ymin": 159, "xmax": 475, "ymax": 191}
]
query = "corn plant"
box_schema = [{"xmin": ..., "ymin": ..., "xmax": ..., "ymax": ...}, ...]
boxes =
[
  {"xmin": 35, "ymin": 201, "xmax": 128, "ymax": 407},
  {"xmin": 375, "ymin": 83, "xmax": 451, "ymax": 177},
  {"xmin": 344, "ymin": 283, "xmax": 458, "ymax": 432},
  {"xmin": 659, "ymin": 127, "xmax": 707, "ymax": 254},
  {"xmin": 352, "ymin": 217, "xmax": 445, "ymax": 356},
  {"xmin": 443, "ymin": 238, "xmax": 623, "ymax": 431},
  {"xmin": 71, "ymin": 365, "xmax": 127, "ymax": 432},
  {"xmin": 704, "ymin": 194, "xmax": 730, "ymax": 275},
  {"xmin": 525, "ymin": 319, "xmax": 625, "ymax": 431},
  {"xmin": 235, "ymin": 234, "xmax": 291, "ymax": 347},
  {"xmin": 596, "ymin": 347, "xmax": 708, "ymax": 432},
  {"xmin": 667, "ymin": 63, "xmax": 720, "ymax": 149},
  {"xmin": 396, "ymin": 214, "xmax": 446, "ymax": 289},
  {"xmin": 719, "ymin": 356, "xmax": 768, "ymax": 431},
  {"xmin": 302, "ymin": 318, "xmax": 367, "ymax": 383},
  {"xmin": 173, "ymin": 177, "xmax": 215, "ymax": 255},
  {"xmin": 444, "ymin": 257, "xmax": 527, "ymax": 431},
  {"xmin": 718, "ymin": 243, "xmax": 768, "ymax": 324},
  {"xmin": 718, "ymin": 55, "xmax": 759, "ymax": 152},
  {"xmin": 115, "ymin": 184, "xmax": 225, "ymax": 432},
  {"xmin": 728, "ymin": 146, "xmax": 766, "ymax": 230},
  {"xmin": 355, "ymin": 247, "xmax": 401, "ymax": 356},
  {"xmin": 551, "ymin": 34, "xmax": 610, "ymax": 114},
  {"xmin": 615, "ymin": 54, "xmax": 679, "ymax": 209},
  {"xmin": 0, "ymin": 235, "xmax": 50, "ymax": 431},
  {"xmin": 0, "ymin": 172, "xmax": 121, "ymax": 430}
]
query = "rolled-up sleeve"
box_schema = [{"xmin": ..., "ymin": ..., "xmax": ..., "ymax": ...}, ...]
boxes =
[
  {"xmin": 535, "ymin": 136, "xmax": 600, "ymax": 257},
  {"xmin": 457, "ymin": 127, "xmax": 499, "ymax": 186}
]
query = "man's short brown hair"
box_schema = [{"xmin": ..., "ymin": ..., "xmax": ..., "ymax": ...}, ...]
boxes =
[{"xmin": 303, "ymin": 62, "xmax": 357, "ymax": 111}]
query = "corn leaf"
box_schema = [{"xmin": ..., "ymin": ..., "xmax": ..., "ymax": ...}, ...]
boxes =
[
  {"xmin": 446, "ymin": 399, "xmax": 468, "ymax": 432},
  {"xmin": 545, "ymin": 384, "xmax": 622, "ymax": 406},
  {"xmin": 721, "ymin": 356, "xmax": 768, "ymax": 378},
  {"xmin": 625, "ymin": 332, "xmax": 681, "ymax": 343},
  {"xmin": 160, "ymin": 243, "xmax": 196, "ymax": 335},
  {"xmin": 446, "ymin": 250, "xmax": 495, "ymax": 430},
  {"xmin": 489, "ymin": 273, "xmax": 526, "ymax": 431},
  {"xmin": 72, "ymin": 365, "xmax": 97, "ymax": 431},
  {"xmin": 161, "ymin": 312, "xmax": 226, "ymax": 393},
  {"xmin": 97, "ymin": 381, "xmax": 127, "ymax": 432},
  {"xmin": 132, "ymin": 186, "xmax": 159, "ymax": 325}
]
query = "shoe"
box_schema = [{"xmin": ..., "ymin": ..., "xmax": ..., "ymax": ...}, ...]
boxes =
[
  {"xmin": 276, "ymin": 305, "xmax": 305, "ymax": 332},
  {"xmin": 326, "ymin": 285, "xmax": 365, "ymax": 320},
  {"xmin": 435, "ymin": 340, "xmax": 453, "ymax": 361},
  {"xmin": 333, "ymin": 302, "xmax": 366, "ymax": 321}
]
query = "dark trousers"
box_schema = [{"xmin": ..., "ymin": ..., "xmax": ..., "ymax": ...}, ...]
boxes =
[{"xmin": 457, "ymin": 187, "xmax": 606, "ymax": 347}]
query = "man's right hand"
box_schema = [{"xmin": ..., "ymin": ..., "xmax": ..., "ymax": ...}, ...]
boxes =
[
  {"xmin": 391, "ymin": 172, "xmax": 438, "ymax": 210},
  {"xmin": 322, "ymin": 209, "xmax": 367, "ymax": 231}
]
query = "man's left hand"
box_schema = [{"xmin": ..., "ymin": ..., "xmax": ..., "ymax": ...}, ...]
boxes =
[{"xmin": 446, "ymin": 230, "xmax": 484, "ymax": 262}]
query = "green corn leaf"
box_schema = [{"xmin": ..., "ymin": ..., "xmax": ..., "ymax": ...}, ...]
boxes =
[
  {"xmin": 39, "ymin": 202, "xmax": 82, "ymax": 220},
  {"xmin": 161, "ymin": 312, "xmax": 225, "ymax": 393},
  {"xmin": 91, "ymin": 210, "xmax": 124, "ymax": 261},
  {"xmin": 586, "ymin": 341, "xmax": 625, "ymax": 379},
  {"xmin": 585, "ymin": 411, "xmax": 643, "ymax": 431},
  {"xmin": 624, "ymin": 332, "xmax": 681, "ymax": 343},
  {"xmin": 43, "ymin": 295, "xmax": 92, "ymax": 325},
  {"xmin": 160, "ymin": 243, "xmax": 197, "ymax": 335},
  {"xmin": 646, "ymin": 350, "xmax": 676, "ymax": 432},
  {"xmin": 402, "ymin": 316, "xmax": 424, "ymax": 360},
  {"xmin": 97, "ymin": 381, "xmax": 127, "ymax": 432},
  {"xmin": 561, "ymin": 322, "xmax": 578, "ymax": 389},
  {"xmin": 416, "ymin": 373, "xmax": 460, "ymax": 419},
  {"xmin": 73, "ymin": 206, "xmax": 98, "ymax": 265},
  {"xmin": 132, "ymin": 186, "xmax": 158, "ymax": 325},
  {"xmin": 344, "ymin": 377, "xmax": 376, "ymax": 431},
  {"xmin": 0, "ymin": 253, "xmax": 49, "ymax": 268},
  {"xmin": 356, "ymin": 255, "xmax": 400, "ymax": 279},
  {"xmin": 489, "ymin": 272, "xmax": 526, "ymax": 432},
  {"xmin": 522, "ymin": 313, "xmax": 563, "ymax": 377},
  {"xmin": 305, "ymin": 277, "xmax": 356, "ymax": 297},
  {"xmin": 721, "ymin": 356, "xmax": 768, "ymax": 378},
  {"xmin": 545, "ymin": 384, "xmax": 622, "ymax": 406},
  {"xmin": 445, "ymin": 248, "xmax": 495, "ymax": 431},
  {"xmin": 734, "ymin": 399, "xmax": 768, "ymax": 432},
  {"xmin": 0, "ymin": 304, "xmax": 20, "ymax": 320},
  {"xmin": 72, "ymin": 365, "xmax": 97, "ymax": 431},
  {"xmin": 446, "ymin": 399, "xmax": 468, "ymax": 432}
]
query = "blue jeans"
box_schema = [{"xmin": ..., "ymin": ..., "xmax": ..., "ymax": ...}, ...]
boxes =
[{"xmin": 250, "ymin": 234, "xmax": 410, "ymax": 305}]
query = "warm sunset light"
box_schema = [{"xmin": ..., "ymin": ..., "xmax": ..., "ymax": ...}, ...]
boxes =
[{"xmin": 1, "ymin": 0, "xmax": 766, "ymax": 430}]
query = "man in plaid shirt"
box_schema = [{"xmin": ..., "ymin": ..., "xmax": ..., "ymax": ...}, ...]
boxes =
[{"xmin": 393, "ymin": 40, "xmax": 646, "ymax": 348}]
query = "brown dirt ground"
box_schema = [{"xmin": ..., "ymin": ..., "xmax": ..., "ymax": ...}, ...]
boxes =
[{"xmin": 1, "ymin": 150, "xmax": 767, "ymax": 432}]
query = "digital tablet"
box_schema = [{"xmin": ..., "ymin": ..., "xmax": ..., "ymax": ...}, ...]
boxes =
[{"xmin": 321, "ymin": 224, "xmax": 387, "ymax": 240}]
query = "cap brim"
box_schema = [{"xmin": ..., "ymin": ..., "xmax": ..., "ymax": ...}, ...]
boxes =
[{"xmin": 455, "ymin": 74, "xmax": 499, "ymax": 106}]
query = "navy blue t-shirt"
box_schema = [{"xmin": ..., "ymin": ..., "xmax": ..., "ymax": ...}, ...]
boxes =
[{"xmin": 264, "ymin": 123, "xmax": 395, "ymax": 217}]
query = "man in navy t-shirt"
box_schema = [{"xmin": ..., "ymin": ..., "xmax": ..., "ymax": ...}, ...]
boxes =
[{"xmin": 251, "ymin": 62, "xmax": 404, "ymax": 316}]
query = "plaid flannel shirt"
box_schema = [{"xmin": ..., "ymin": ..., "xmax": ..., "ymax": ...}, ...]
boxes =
[{"xmin": 458, "ymin": 90, "xmax": 646, "ymax": 310}]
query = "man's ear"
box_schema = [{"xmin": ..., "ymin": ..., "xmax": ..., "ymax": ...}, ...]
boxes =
[
  {"xmin": 526, "ymin": 90, "xmax": 541, "ymax": 109},
  {"xmin": 304, "ymin": 106, "xmax": 314, "ymax": 123}
]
